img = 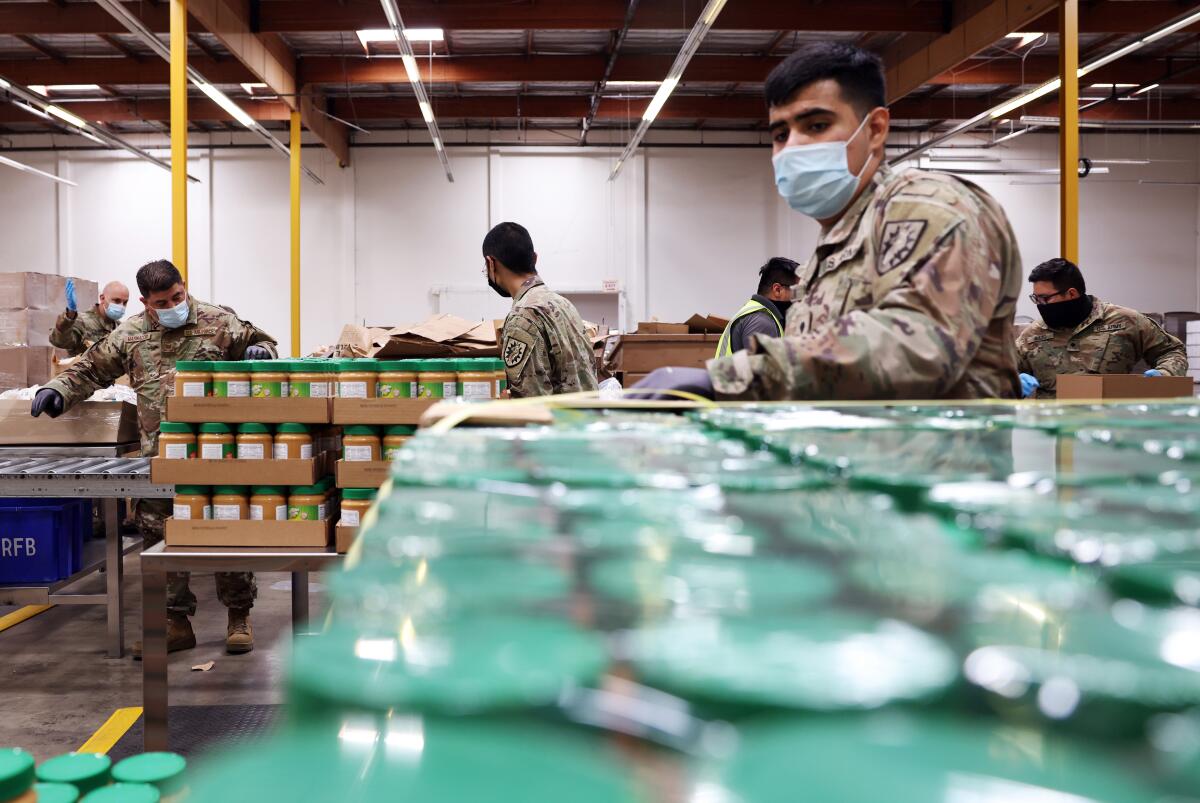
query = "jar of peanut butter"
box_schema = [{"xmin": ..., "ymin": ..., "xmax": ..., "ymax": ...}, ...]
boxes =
[
  {"xmin": 340, "ymin": 488, "xmax": 377, "ymax": 528},
  {"xmin": 173, "ymin": 360, "xmax": 212, "ymax": 398},
  {"xmin": 211, "ymin": 361, "xmax": 251, "ymax": 398},
  {"xmin": 382, "ymin": 425, "xmax": 416, "ymax": 460},
  {"xmin": 211, "ymin": 486, "xmax": 248, "ymax": 520},
  {"xmin": 250, "ymin": 361, "xmax": 290, "ymax": 398},
  {"xmin": 417, "ymin": 359, "xmax": 457, "ymax": 399},
  {"xmin": 250, "ymin": 486, "xmax": 288, "ymax": 521},
  {"xmin": 172, "ymin": 486, "xmax": 211, "ymax": 521},
  {"xmin": 236, "ymin": 423, "xmax": 273, "ymax": 460},
  {"xmin": 288, "ymin": 484, "xmax": 328, "ymax": 521},
  {"xmin": 198, "ymin": 423, "xmax": 235, "ymax": 460},
  {"xmin": 377, "ymin": 360, "xmax": 417, "ymax": 399},
  {"xmin": 336, "ymin": 359, "xmax": 379, "ymax": 399},
  {"xmin": 342, "ymin": 426, "xmax": 381, "ymax": 462},
  {"xmin": 457, "ymin": 359, "xmax": 495, "ymax": 400},
  {"xmin": 274, "ymin": 423, "xmax": 314, "ymax": 460},
  {"xmin": 289, "ymin": 361, "xmax": 335, "ymax": 398},
  {"xmin": 158, "ymin": 423, "xmax": 196, "ymax": 460}
]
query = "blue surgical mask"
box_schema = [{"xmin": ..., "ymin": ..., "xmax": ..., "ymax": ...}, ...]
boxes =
[
  {"xmin": 155, "ymin": 297, "xmax": 190, "ymax": 329},
  {"xmin": 772, "ymin": 111, "xmax": 877, "ymax": 220},
  {"xmin": 104, "ymin": 303, "xmax": 125, "ymax": 322}
]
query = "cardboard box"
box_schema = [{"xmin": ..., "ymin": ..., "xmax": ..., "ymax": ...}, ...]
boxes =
[
  {"xmin": 335, "ymin": 523, "xmax": 358, "ymax": 553},
  {"xmin": 0, "ymin": 346, "xmax": 58, "ymax": 390},
  {"xmin": 332, "ymin": 398, "xmax": 434, "ymax": 425},
  {"xmin": 637, "ymin": 322, "xmax": 689, "ymax": 335},
  {"xmin": 151, "ymin": 455, "xmax": 333, "ymax": 486},
  {"xmin": 336, "ymin": 460, "xmax": 390, "ymax": 489},
  {"xmin": 684, "ymin": 314, "xmax": 729, "ymax": 334},
  {"xmin": 607, "ymin": 333, "xmax": 720, "ymax": 374},
  {"xmin": 0, "ymin": 272, "xmax": 49, "ymax": 309},
  {"xmin": 166, "ymin": 396, "xmax": 331, "ymax": 424},
  {"xmin": 165, "ymin": 518, "xmax": 332, "ymax": 548},
  {"xmin": 0, "ymin": 309, "xmax": 59, "ymax": 347},
  {"xmin": 0, "ymin": 399, "xmax": 137, "ymax": 445},
  {"xmin": 1056, "ymin": 374, "xmax": 1196, "ymax": 400}
]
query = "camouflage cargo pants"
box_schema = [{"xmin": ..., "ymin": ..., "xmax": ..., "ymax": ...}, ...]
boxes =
[{"xmin": 135, "ymin": 499, "xmax": 256, "ymax": 616}]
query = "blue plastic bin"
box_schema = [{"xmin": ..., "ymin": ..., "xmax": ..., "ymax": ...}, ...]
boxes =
[{"xmin": 0, "ymin": 499, "xmax": 90, "ymax": 584}]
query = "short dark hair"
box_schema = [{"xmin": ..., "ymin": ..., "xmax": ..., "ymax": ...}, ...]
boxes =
[
  {"xmin": 136, "ymin": 260, "xmax": 184, "ymax": 297},
  {"xmin": 765, "ymin": 42, "xmax": 886, "ymax": 117},
  {"xmin": 482, "ymin": 222, "xmax": 536, "ymax": 275},
  {"xmin": 757, "ymin": 258, "xmax": 801, "ymax": 295},
  {"xmin": 1029, "ymin": 258, "xmax": 1086, "ymax": 295}
]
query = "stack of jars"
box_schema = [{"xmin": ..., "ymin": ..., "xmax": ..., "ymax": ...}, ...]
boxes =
[
  {"xmin": 157, "ymin": 423, "xmax": 315, "ymax": 460},
  {"xmin": 173, "ymin": 480, "xmax": 336, "ymax": 522}
]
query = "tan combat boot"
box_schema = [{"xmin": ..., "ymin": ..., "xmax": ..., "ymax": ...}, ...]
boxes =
[
  {"xmin": 226, "ymin": 608, "xmax": 254, "ymax": 654},
  {"xmin": 132, "ymin": 613, "xmax": 197, "ymax": 659}
]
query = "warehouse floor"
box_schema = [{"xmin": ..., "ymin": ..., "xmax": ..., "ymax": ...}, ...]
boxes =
[{"xmin": 0, "ymin": 554, "xmax": 327, "ymax": 761}]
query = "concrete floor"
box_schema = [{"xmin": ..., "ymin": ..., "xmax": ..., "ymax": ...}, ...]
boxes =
[{"xmin": 0, "ymin": 552, "xmax": 327, "ymax": 761}]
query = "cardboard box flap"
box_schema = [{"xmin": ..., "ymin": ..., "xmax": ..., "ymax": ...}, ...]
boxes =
[
  {"xmin": 336, "ymin": 324, "xmax": 392, "ymax": 358},
  {"xmin": 390, "ymin": 314, "xmax": 479, "ymax": 344},
  {"xmin": 0, "ymin": 399, "xmax": 137, "ymax": 445},
  {"xmin": 685, "ymin": 314, "xmax": 729, "ymax": 334}
]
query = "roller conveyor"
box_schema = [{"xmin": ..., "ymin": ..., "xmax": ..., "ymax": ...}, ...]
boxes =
[{"xmin": 0, "ymin": 456, "xmax": 171, "ymax": 497}]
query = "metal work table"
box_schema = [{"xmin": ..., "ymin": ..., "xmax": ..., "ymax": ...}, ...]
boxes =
[
  {"xmin": 140, "ymin": 542, "xmax": 342, "ymax": 751},
  {"xmin": 0, "ymin": 454, "xmax": 173, "ymax": 657}
]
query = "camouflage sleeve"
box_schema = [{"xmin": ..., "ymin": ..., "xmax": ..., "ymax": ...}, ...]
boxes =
[
  {"xmin": 502, "ymin": 310, "xmax": 550, "ymax": 399},
  {"xmin": 43, "ymin": 332, "xmax": 126, "ymax": 408},
  {"xmin": 230, "ymin": 316, "xmax": 279, "ymax": 359},
  {"xmin": 1014, "ymin": 329, "xmax": 1033, "ymax": 375},
  {"xmin": 709, "ymin": 203, "xmax": 999, "ymax": 400},
  {"xmin": 1136, "ymin": 314, "xmax": 1188, "ymax": 376},
  {"xmin": 48, "ymin": 311, "xmax": 85, "ymax": 355}
]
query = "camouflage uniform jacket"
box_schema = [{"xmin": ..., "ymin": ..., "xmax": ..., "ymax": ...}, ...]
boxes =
[
  {"xmin": 707, "ymin": 164, "xmax": 1022, "ymax": 401},
  {"xmin": 45, "ymin": 299, "xmax": 278, "ymax": 455},
  {"xmin": 502, "ymin": 277, "xmax": 599, "ymax": 398},
  {"xmin": 49, "ymin": 307, "xmax": 116, "ymax": 356},
  {"xmin": 1016, "ymin": 298, "xmax": 1188, "ymax": 399}
]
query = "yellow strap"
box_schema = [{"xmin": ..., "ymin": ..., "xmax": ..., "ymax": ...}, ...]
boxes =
[
  {"xmin": 77, "ymin": 707, "xmax": 143, "ymax": 754},
  {"xmin": 0, "ymin": 604, "xmax": 53, "ymax": 633}
]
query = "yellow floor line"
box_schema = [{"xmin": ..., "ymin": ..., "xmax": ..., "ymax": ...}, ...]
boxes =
[
  {"xmin": 78, "ymin": 707, "xmax": 143, "ymax": 754},
  {"xmin": 0, "ymin": 604, "xmax": 53, "ymax": 633}
]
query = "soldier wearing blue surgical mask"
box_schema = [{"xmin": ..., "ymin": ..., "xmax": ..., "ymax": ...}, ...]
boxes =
[
  {"xmin": 636, "ymin": 42, "xmax": 1023, "ymax": 402},
  {"xmin": 50, "ymin": 279, "xmax": 129, "ymax": 356}
]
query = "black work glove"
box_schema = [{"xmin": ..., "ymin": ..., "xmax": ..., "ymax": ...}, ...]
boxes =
[
  {"xmin": 629, "ymin": 367, "xmax": 715, "ymax": 401},
  {"xmin": 244, "ymin": 345, "xmax": 273, "ymax": 360},
  {"xmin": 31, "ymin": 388, "xmax": 65, "ymax": 418}
]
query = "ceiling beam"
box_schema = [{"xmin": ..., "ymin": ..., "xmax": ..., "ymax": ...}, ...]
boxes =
[
  {"xmin": 931, "ymin": 56, "xmax": 1200, "ymax": 87},
  {"xmin": 8, "ymin": 0, "xmax": 1196, "ymax": 35},
  {"xmin": 0, "ymin": 56, "xmax": 255, "ymax": 85}
]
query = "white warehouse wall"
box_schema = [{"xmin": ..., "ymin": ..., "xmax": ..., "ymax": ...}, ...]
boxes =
[{"xmin": 0, "ymin": 132, "xmax": 1196, "ymax": 356}]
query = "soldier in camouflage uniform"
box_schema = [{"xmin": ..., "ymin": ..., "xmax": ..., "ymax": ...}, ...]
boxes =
[
  {"xmin": 33, "ymin": 260, "xmax": 277, "ymax": 656},
  {"xmin": 635, "ymin": 43, "xmax": 1022, "ymax": 402},
  {"xmin": 49, "ymin": 279, "xmax": 128, "ymax": 356},
  {"xmin": 1016, "ymin": 258, "xmax": 1187, "ymax": 399},
  {"xmin": 482, "ymin": 222, "xmax": 598, "ymax": 398}
]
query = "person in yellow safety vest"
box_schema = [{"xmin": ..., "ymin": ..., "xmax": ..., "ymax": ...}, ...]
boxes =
[{"xmin": 715, "ymin": 257, "xmax": 801, "ymax": 357}]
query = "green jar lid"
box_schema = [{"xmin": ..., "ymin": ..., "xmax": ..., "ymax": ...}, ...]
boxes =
[
  {"xmin": 158, "ymin": 422, "xmax": 192, "ymax": 434},
  {"xmin": 626, "ymin": 614, "xmax": 956, "ymax": 710},
  {"xmin": 179, "ymin": 720, "xmax": 638, "ymax": 803},
  {"xmin": 251, "ymin": 486, "xmax": 285, "ymax": 496},
  {"xmin": 0, "ymin": 748, "xmax": 35, "ymax": 801},
  {"xmin": 964, "ymin": 606, "xmax": 1200, "ymax": 730},
  {"xmin": 34, "ymin": 782, "xmax": 80, "ymax": 803},
  {"xmin": 174, "ymin": 360, "xmax": 211, "ymax": 372},
  {"xmin": 80, "ymin": 783, "xmax": 160, "ymax": 803},
  {"xmin": 344, "ymin": 425, "xmax": 380, "ymax": 437},
  {"xmin": 290, "ymin": 484, "xmax": 325, "ymax": 495},
  {"xmin": 277, "ymin": 423, "xmax": 310, "ymax": 434},
  {"xmin": 343, "ymin": 488, "xmax": 377, "ymax": 501},
  {"xmin": 211, "ymin": 361, "xmax": 248, "ymax": 372},
  {"xmin": 289, "ymin": 616, "xmax": 608, "ymax": 713},
  {"xmin": 236, "ymin": 423, "xmax": 272, "ymax": 435},
  {"xmin": 405, "ymin": 360, "xmax": 430, "ymax": 371},
  {"xmin": 709, "ymin": 712, "xmax": 1166, "ymax": 803},
  {"xmin": 197, "ymin": 423, "xmax": 231, "ymax": 435},
  {"xmin": 378, "ymin": 360, "xmax": 418, "ymax": 371},
  {"xmin": 111, "ymin": 753, "xmax": 185, "ymax": 792},
  {"xmin": 337, "ymin": 359, "xmax": 380, "ymax": 371},
  {"xmin": 420, "ymin": 359, "xmax": 456, "ymax": 372},
  {"xmin": 213, "ymin": 486, "xmax": 247, "ymax": 496},
  {"xmin": 246, "ymin": 361, "xmax": 286, "ymax": 372},
  {"xmin": 385, "ymin": 425, "xmax": 417, "ymax": 436},
  {"xmin": 589, "ymin": 554, "xmax": 838, "ymax": 615},
  {"xmin": 175, "ymin": 485, "xmax": 209, "ymax": 495},
  {"xmin": 317, "ymin": 476, "xmax": 335, "ymax": 491},
  {"xmin": 36, "ymin": 753, "xmax": 112, "ymax": 794},
  {"xmin": 292, "ymin": 361, "xmax": 335, "ymax": 373}
]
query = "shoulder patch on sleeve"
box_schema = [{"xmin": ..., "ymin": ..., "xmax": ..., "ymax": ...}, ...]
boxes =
[
  {"xmin": 879, "ymin": 220, "xmax": 927, "ymax": 275},
  {"xmin": 503, "ymin": 328, "xmax": 536, "ymax": 370}
]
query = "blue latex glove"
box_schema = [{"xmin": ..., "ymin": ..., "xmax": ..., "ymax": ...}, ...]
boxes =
[
  {"xmin": 244, "ymin": 345, "xmax": 272, "ymax": 360},
  {"xmin": 1019, "ymin": 372, "xmax": 1040, "ymax": 398},
  {"xmin": 1144, "ymin": 369, "xmax": 1164, "ymax": 377},
  {"xmin": 64, "ymin": 278, "xmax": 77, "ymax": 312},
  {"xmin": 629, "ymin": 367, "xmax": 715, "ymax": 401}
]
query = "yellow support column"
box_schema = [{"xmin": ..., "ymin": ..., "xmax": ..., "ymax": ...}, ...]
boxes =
[
  {"xmin": 290, "ymin": 111, "xmax": 301, "ymax": 357},
  {"xmin": 1059, "ymin": 0, "xmax": 1079, "ymax": 263},
  {"xmin": 170, "ymin": 0, "xmax": 188, "ymax": 280}
]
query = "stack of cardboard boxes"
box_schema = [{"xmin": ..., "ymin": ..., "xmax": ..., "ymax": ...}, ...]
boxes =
[{"xmin": 0, "ymin": 272, "xmax": 98, "ymax": 391}]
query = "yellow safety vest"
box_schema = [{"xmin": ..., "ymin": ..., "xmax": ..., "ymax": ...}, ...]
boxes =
[{"xmin": 715, "ymin": 299, "xmax": 783, "ymax": 358}]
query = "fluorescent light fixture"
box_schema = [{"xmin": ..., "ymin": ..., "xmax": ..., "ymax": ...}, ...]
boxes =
[
  {"xmin": 1091, "ymin": 158, "xmax": 1151, "ymax": 165},
  {"xmin": 992, "ymin": 126, "xmax": 1036, "ymax": 145},
  {"xmin": 1143, "ymin": 8, "xmax": 1200, "ymax": 43},
  {"xmin": 14, "ymin": 100, "xmax": 51, "ymax": 121},
  {"xmin": 0, "ymin": 77, "xmax": 9, "ymax": 89},
  {"xmin": 46, "ymin": 104, "xmax": 87, "ymax": 128},
  {"xmin": 28, "ymin": 85, "xmax": 47, "ymax": 97},
  {"xmin": 418, "ymin": 100, "xmax": 434, "ymax": 123},
  {"xmin": 1133, "ymin": 83, "xmax": 1160, "ymax": 95},
  {"xmin": 1089, "ymin": 83, "xmax": 1138, "ymax": 89},
  {"xmin": 642, "ymin": 76, "xmax": 678, "ymax": 122},
  {"xmin": 195, "ymin": 80, "xmax": 256, "ymax": 128},
  {"xmin": 1008, "ymin": 32, "xmax": 1044, "ymax": 48},
  {"xmin": 402, "ymin": 54, "xmax": 421, "ymax": 84},
  {"xmin": 989, "ymin": 79, "xmax": 1061, "ymax": 119},
  {"xmin": 0, "ymin": 154, "xmax": 77, "ymax": 186},
  {"xmin": 405, "ymin": 28, "xmax": 444, "ymax": 42},
  {"xmin": 357, "ymin": 28, "xmax": 396, "ymax": 46},
  {"xmin": 47, "ymin": 84, "xmax": 101, "ymax": 93},
  {"xmin": 433, "ymin": 136, "xmax": 442, "ymax": 151},
  {"xmin": 357, "ymin": 27, "xmax": 442, "ymax": 47},
  {"xmin": 610, "ymin": 0, "xmax": 728, "ymax": 180},
  {"xmin": 606, "ymin": 80, "xmax": 662, "ymax": 88},
  {"xmin": 80, "ymin": 130, "xmax": 105, "ymax": 145},
  {"xmin": 240, "ymin": 82, "xmax": 269, "ymax": 95}
]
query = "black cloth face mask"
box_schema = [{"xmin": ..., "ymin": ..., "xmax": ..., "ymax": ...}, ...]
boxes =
[
  {"xmin": 486, "ymin": 259, "xmax": 511, "ymax": 298},
  {"xmin": 1037, "ymin": 294, "xmax": 1093, "ymax": 330}
]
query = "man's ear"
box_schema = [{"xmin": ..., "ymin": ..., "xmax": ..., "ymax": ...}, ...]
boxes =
[{"xmin": 1065, "ymin": 288, "xmax": 1081, "ymax": 300}]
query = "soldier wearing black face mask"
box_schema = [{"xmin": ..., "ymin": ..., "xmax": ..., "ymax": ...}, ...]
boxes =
[
  {"xmin": 1015, "ymin": 257, "xmax": 1187, "ymax": 399},
  {"xmin": 716, "ymin": 258, "xmax": 801, "ymax": 357}
]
